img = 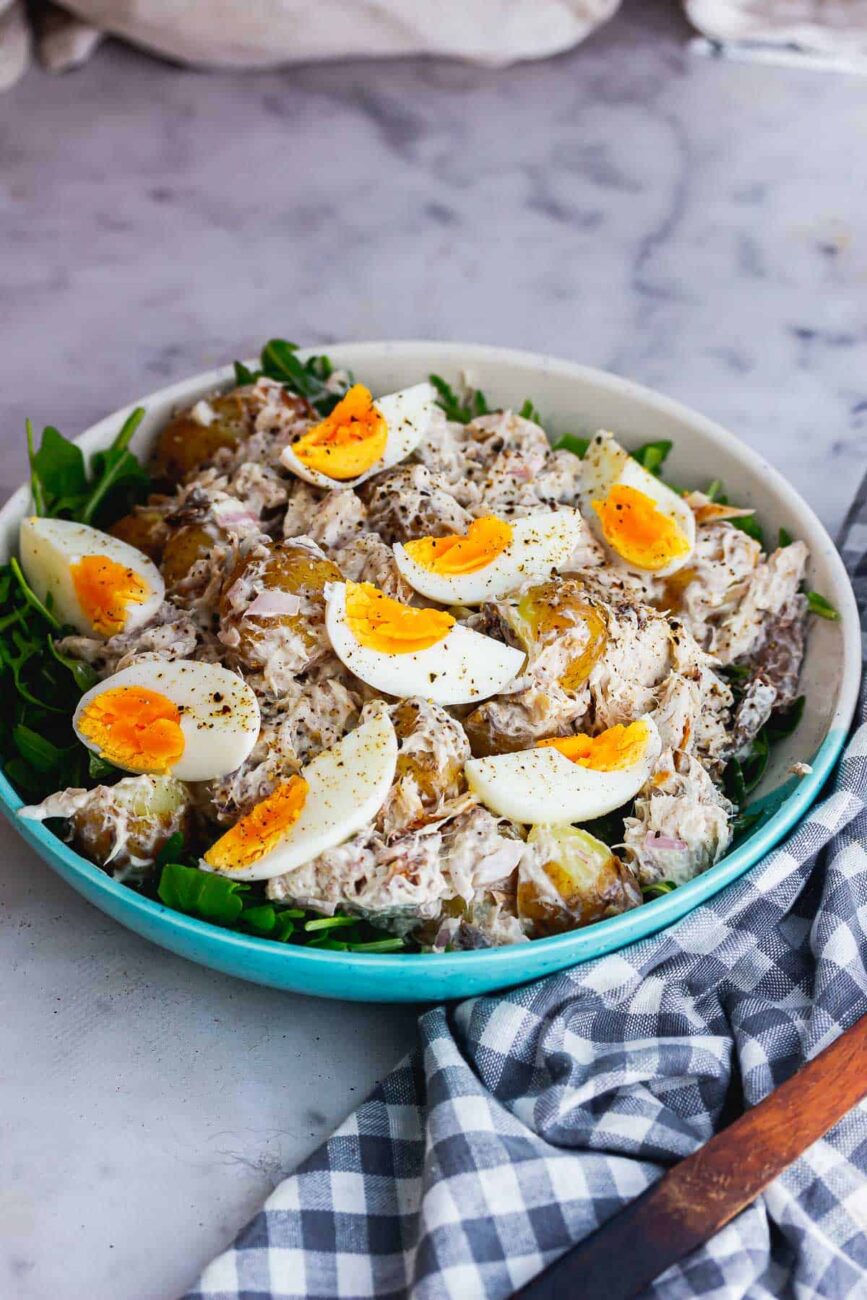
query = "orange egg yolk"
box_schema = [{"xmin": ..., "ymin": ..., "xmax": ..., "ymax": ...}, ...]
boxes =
[
  {"xmin": 203, "ymin": 776, "xmax": 309, "ymax": 870},
  {"xmin": 71, "ymin": 555, "xmax": 150, "ymax": 635},
  {"xmin": 403, "ymin": 516, "xmax": 513, "ymax": 575},
  {"xmin": 291, "ymin": 384, "xmax": 388, "ymax": 480},
  {"xmin": 344, "ymin": 581, "xmax": 454, "ymax": 654},
  {"xmin": 538, "ymin": 719, "xmax": 650, "ymax": 771},
  {"xmin": 592, "ymin": 485, "xmax": 691, "ymax": 572},
  {"xmin": 77, "ymin": 686, "xmax": 185, "ymax": 774}
]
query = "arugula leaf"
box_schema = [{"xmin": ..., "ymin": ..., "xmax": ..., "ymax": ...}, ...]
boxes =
[
  {"xmin": 87, "ymin": 752, "xmax": 123, "ymax": 783},
  {"xmin": 25, "ymin": 420, "xmax": 47, "ymax": 517},
  {"xmin": 0, "ymin": 558, "xmax": 118, "ymax": 798},
  {"xmin": 154, "ymin": 860, "xmax": 407, "ymax": 950},
  {"xmin": 82, "ymin": 408, "xmax": 148, "ymax": 525},
  {"xmin": 158, "ymin": 862, "xmax": 249, "ymax": 924},
  {"xmin": 10, "ymin": 558, "xmax": 62, "ymax": 630},
  {"xmin": 724, "ymin": 757, "xmax": 747, "ymax": 806},
  {"xmin": 344, "ymin": 937, "xmax": 406, "ymax": 952},
  {"xmin": 732, "ymin": 513, "xmax": 765, "ymax": 547},
  {"xmin": 155, "ymin": 831, "xmax": 188, "ymax": 871},
  {"xmin": 778, "ymin": 526, "xmax": 793, "ymax": 548},
  {"xmin": 764, "ymin": 695, "xmax": 805, "ymax": 743},
  {"xmin": 48, "ymin": 637, "xmax": 99, "ymax": 692},
  {"xmin": 238, "ymin": 905, "xmax": 300, "ymax": 942},
  {"xmin": 642, "ymin": 880, "xmax": 676, "ymax": 899},
  {"xmin": 26, "ymin": 409, "xmax": 149, "ymax": 526},
  {"xmin": 519, "ymin": 398, "xmax": 542, "ymax": 424},
  {"xmin": 701, "ymin": 480, "xmax": 766, "ymax": 548},
  {"xmin": 234, "ymin": 360, "xmax": 260, "ymax": 386},
  {"xmin": 303, "ymin": 915, "xmax": 358, "ymax": 932},
  {"xmin": 732, "ymin": 808, "xmax": 762, "ymax": 837},
  {"xmin": 740, "ymin": 729, "xmax": 770, "ymax": 794},
  {"xmin": 30, "ymin": 425, "xmax": 86, "ymax": 505},
  {"xmin": 429, "ymin": 374, "xmax": 490, "ymax": 425},
  {"xmin": 13, "ymin": 725, "xmax": 76, "ymax": 774},
  {"xmin": 259, "ymin": 340, "xmax": 348, "ymax": 415},
  {"xmin": 633, "ymin": 439, "xmax": 672, "ymax": 477},
  {"xmin": 552, "ymin": 433, "xmax": 590, "ymax": 458},
  {"xmin": 806, "ymin": 590, "xmax": 839, "ymax": 621}
]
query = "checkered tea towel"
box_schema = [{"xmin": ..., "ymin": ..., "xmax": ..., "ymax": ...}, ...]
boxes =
[{"xmin": 186, "ymin": 475, "xmax": 867, "ymax": 1300}]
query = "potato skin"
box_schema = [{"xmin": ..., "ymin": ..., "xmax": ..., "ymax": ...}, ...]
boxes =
[
  {"xmin": 109, "ymin": 505, "xmax": 170, "ymax": 563},
  {"xmin": 161, "ymin": 522, "xmax": 226, "ymax": 588},
  {"xmin": 219, "ymin": 541, "xmax": 342, "ymax": 670},
  {"xmin": 517, "ymin": 826, "xmax": 641, "ymax": 938},
  {"xmin": 71, "ymin": 775, "xmax": 193, "ymax": 874},
  {"xmin": 150, "ymin": 390, "xmax": 256, "ymax": 485}
]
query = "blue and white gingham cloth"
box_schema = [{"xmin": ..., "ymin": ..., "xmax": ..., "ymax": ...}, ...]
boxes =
[{"xmin": 186, "ymin": 476, "xmax": 867, "ymax": 1300}]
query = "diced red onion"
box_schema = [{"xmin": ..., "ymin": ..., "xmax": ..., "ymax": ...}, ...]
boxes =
[
  {"xmin": 211, "ymin": 499, "xmax": 260, "ymax": 530},
  {"xmin": 644, "ymin": 832, "xmax": 688, "ymax": 852}
]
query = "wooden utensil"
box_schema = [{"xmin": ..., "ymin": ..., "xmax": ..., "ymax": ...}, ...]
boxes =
[{"xmin": 517, "ymin": 1012, "xmax": 867, "ymax": 1300}]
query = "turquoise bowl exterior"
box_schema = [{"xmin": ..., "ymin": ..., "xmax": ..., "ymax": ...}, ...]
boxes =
[
  {"xmin": 1, "ymin": 343, "xmax": 860, "ymax": 1002},
  {"xmin": 0, "ymin": 729, "xmax": 847, "ymax": 1003}
]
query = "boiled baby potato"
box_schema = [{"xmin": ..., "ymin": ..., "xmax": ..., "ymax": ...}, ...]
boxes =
[
  {"xmin": 509, "ymin": 578, "xmax": 608, "ymax": 692},
  {"xmin": 71, "ymin": 774, "xmax": 192, "ymax": 874},
  {"xmin": 161, "ymin": 521, "xmax": 227, "ymax": 588},
  {"xmin": 517, "ymin": 824, "xmax": 641, "ymax": 937},
  {"xmin": 150, "ymin": 389, "xmax": 257, "ymax": 485},
  {"xmin": 109, "ymin": 504, "xmax": 170, "ymax": 563},
  {"xmin": 219, "ymin": 540, "xmax": 342, "ymax": 671}
]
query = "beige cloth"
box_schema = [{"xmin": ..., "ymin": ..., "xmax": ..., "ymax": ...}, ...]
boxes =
[{"xmin": 2, "ymin": 0, "xmax": 866, "ymax": 88}]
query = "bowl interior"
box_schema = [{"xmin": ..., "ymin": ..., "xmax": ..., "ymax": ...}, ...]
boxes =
[{"xmin": 0, "ymin": 342, "xmax": 859, "ymax": 1000}]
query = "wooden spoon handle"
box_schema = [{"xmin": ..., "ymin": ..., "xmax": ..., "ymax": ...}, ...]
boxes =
[{"xmin": 517, "ymin": 1013, "xmax": 867, "ymax": 1300}]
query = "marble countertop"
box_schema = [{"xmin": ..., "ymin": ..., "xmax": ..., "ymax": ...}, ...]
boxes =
[{"xmin": 1, "ymin": 3, "xmax": 865, "ymax": 1297}]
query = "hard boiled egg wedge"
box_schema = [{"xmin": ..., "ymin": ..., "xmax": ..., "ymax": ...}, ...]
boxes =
[
  {"xmin": 73, "ymin": 659, "xmax": 261, "ymax": 782},
  {"xmin": 201, "ymin": 704, "xmax": 398, "ymax": 882},
  {"xmin": 325, "ymin": 581, "xmax": 525, "ymax": 707},
  {"xmin": 20, "ymin": 516, "xmax": 165, "ymax": 638},
  {"xmin": 280, "ymin": 381, "xmax": 440, "ymax": 489},
  {"xmin": 465, "ymin": 716, "xmax": 661, "ymax": 824},
  {"xmin": 580, "ymin": 432, "xmax": 695, "ymax": 577},
  {"xmin": 393, "ymin": 511, "xmax": 587, "ymax": 606}
]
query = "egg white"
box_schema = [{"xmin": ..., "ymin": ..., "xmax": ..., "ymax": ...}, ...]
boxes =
[
  {"xmin": 73, "ymin": 659, "xmax": 261, "ymax": 782},
  {"xmin": 465, "ymin": 716, "xmax": 661, "ymax": 824},
  {"xmin": 201, "ymin": 704, "xmax": 398, "ymax": 882},
  {"xmin": 580, "ymin": 432, "xmax": 695, "ymax": 577},
  {"xmin": 280, "ymin": 382, "xmax": 440, "ymax": 490},
  {"xmin": 20, "ymin": 516, "xmax": 165, "ymax": 637},
  {"xmin": 392, "ymin": 510, "xmax": 587, "ymax": 606},
  {"xmin": 324, "ymin": 582, "xmax": 525, "ymax": 707}
]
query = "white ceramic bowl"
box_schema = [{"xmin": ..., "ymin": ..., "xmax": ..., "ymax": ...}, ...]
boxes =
[{"xmin": 0, "ymin": 343, "xmax": 860, "ymax": 1002}]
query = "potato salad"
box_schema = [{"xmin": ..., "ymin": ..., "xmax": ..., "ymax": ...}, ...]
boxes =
[{"xmin": 7, "ymin": 342, "xmax": 834, "ymax": 953}]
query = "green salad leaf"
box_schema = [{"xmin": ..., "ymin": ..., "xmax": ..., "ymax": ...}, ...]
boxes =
[
  {"xmin": 429, "ymin": 374, "xmax": 490, "ymax": 424},
  {"xmin": 158, "ymin": 861, "xmax": 249, "ymax": 924},
  {"xmin": 27, "ymin": 408, "xmax": 148, "ymax": 527},
  {"xmin": 642, "ymin": 880, "xmax": 677, "ymax": 899},
  {"xmin": 233, "ymin": 340, "xmax": 349, "ymax": 415},
  {"xmin": 154, "ymin": 859, "xmax": 409, "ymax": 950},
  {"xmin": 0, "ymin": 560, "xmax": 98, "ymax": 797},
  {"xmin": 552, "ymin": 433, "xmax": 590, "ymax": 458},
  {"xmin": 806, "ymin": 590, "xmax": 839, "ymax": 621},
  {"xmin": 632, "ymin": 439, "xmax": 672, "ymax": 477},
  {"xmin": 764, "ymin": 695, "xmax": 805, "ymax": 743},
  {"xmin": 702, "ymin": 479, "xmax": 766, "ymax": 548}
]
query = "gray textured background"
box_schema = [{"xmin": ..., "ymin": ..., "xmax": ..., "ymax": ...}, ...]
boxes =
[{"xmin": 1, "ymin": 3, "xmax": 866, "ymax": 1297}]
